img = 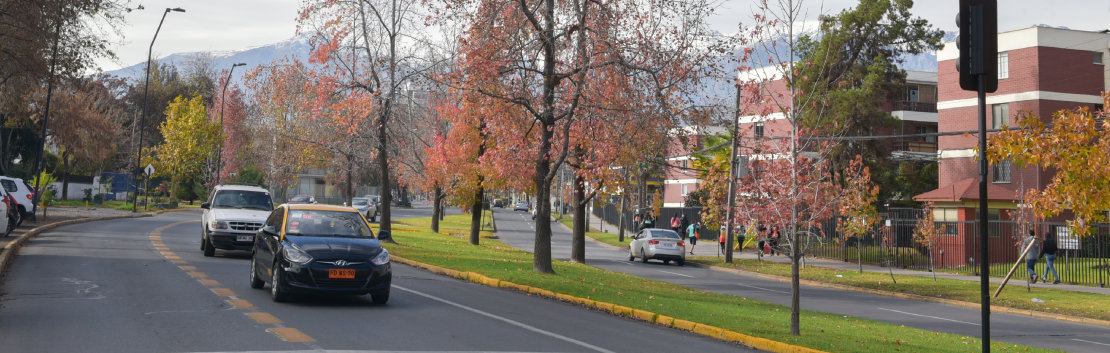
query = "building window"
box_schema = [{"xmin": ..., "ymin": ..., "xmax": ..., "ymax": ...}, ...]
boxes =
[
  {"xmin": 680, "ymin": 184, "xmax": 688, "ymax": 196},
  {"xmin": 991, "ymin": 103, "xmax": 1009, "ymax": 128},
  {"xmin": 998, "ymin": 52, "xmax": 1009, "ymax": 79},
  {"xmin": 993, "ymin": 159, "xmax": 1011, "ymax": 183},
  {"xmin": 754, "ymin": 123, "xmax": 764, "ymax": 140},
  {"xmin": 905, "ymin": 86, "xmax": 920, "ymax": 102},
  {"xmin": 682, "ymin": 159, "xmax": 688, "ymax": 173},
  {"xmin": 1096, "ymin": 52, "xmax": 1105, "ymax": 65}
]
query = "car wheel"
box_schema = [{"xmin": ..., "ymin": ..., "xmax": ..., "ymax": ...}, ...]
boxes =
[
  {"xmin": 369, "ymin": 212, "xmax": 376, "ymax": 223},
  {"xmin": 200, "ymin": 229, "xmax": 207, "ymax": 251},
  {"xmin": 640, "ymin": 249, "xmax": 649, "ymax": 263},
  {"xmin": 677, "ymin": 259, "xmax": 685, "ymax": 266},
  {"xmin": 13, "ymin": 208, "xmax": 23, "ymax": 228},
  {"xmin": 371, "ymin": 293, "xmax": 389, "ymax": 304},
  {"xmin": 271, "ymin": 263, "xmax": 290, "ymax": 302},
  {"xmin": 663, "ymin": 259, "xmax": 671, "ymax": 264},
  {"xmin": 628, "ymin": 247, "xmax": 636, "ymax": 261},
  {"xmin": 249, "ymin": 254, "xmax": 265, "ymax": 289},
  {"xmin": 203, "ymin": 233, "xmax": 216, "ymax": 257}
]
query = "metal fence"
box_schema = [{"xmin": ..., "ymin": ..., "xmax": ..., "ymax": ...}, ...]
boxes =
[
  {"xmin": 807, "ymin": 208, "xmax": 1109, "ymax": 286},
  {"xmin": 591, "ymin": 204, "xmax": 720, "ymax": 241}
]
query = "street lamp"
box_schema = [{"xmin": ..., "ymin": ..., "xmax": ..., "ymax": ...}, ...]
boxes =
[
  {"xmin": 132, "ymin": 7, "xmax": 185, "ymax": 212},
  {"xmin": 30, "ymin": 16, "xmax": 64, "ymax": 222},
  {"xmin": 215, "ymin": 62, "xmax": 247, "ymax": 185}
]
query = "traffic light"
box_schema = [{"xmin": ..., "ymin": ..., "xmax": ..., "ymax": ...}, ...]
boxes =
[{"xmin": 955, "ymin": 0, "xmax": 998, "ymax": 92}]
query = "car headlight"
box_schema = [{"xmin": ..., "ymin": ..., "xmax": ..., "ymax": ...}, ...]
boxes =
[
  {"xmin": 370, "ymin": 249, "xmax": 390, "ymax": 265},
  {"xmin": 282, "ymin": 244, "xmax": 313, "ymax": 264},
  {"xmin": 211, "ymin": 221, "xmax": 228, "ymax": 230}
]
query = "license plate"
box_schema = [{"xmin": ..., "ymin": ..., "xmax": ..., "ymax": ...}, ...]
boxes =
[
  {"xmin": 236, "ymin": 235, "xmax": 253, "ymax": 242},
  {"xmin": 329, "ymin": 269, "xmax": 356, "ymax": 279},
  {"xmin": 660, "ymin": 243, "xmax": 675, "ymax": 249}
]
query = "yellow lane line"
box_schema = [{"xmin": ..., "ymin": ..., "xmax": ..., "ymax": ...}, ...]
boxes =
[
  {"xmin": 210, "ymin": 288, "xmax": 237, "ymax": 297},
  {"xmin": 226, "ymin": 299, "xmax": 256, "ymax": 309},
  {"xmin": 155, "ymin": 247, "xmax": 169, "ymax": 251},
  {"xmin": 160, "ymin": 251, "xmax": 175, "ymax": 255},
  {"xmin": 266, "ymin": 327, "xmax": 315, "ymax": 342},
  {"xmin": 198, "ymin": 279, "xmax": 220, "ymax": 286},
  {"xmin": 171, "ymin": 260, "xmax": 188, "ymax": 264},
  {"xmin": 179, "ymin": 266, "xmax": 197, "ymax": 271},
  {"xmin": 149, "ymin": 236, "xmax": 161, "ymax": 240},
  {"xmin": 165, "ymin": 256, "xmax": 181, "ymax": 259},
  {"xmin": 187, "ymin": 272, "xmax": 208, "ymax": 278},
  {"xmin": 245, "ymin": 312, "xmax": 283, "ymax": 324}
]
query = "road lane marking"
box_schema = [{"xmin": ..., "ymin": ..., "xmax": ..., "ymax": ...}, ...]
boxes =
[
  {"xmin": 266, "ymin": 327, "xmax": 315, "ymax": 342},
  {"xmin": 198, "ymin": 279, "xmax": 221, "ymax": 286},
  {"xmin": 656, "ymin": 270, "xmax": 695, "ymax": 278},
  {"xmin": 179, "ymin": 266, "xmax": 197, "ymax": 271},
  {"xmin": 246, "ymin": 312, "xmax": 283, "ymax": 324},
  {"xmin": 876, "ymin": 308, "xmax": 980, "ymax": 326},
  {"xmin": 160, "ymin": 251, "xmax": 175, "ymax": 255},
  {"xmin": 605, "ymin": 259, "xmax": 635, "ymax": 266},
  {"xmin": 188, "ymin": 272, "xmax": 209, "ymax": 278},
  {"xmin": 1073, "ymin": 339, "xmax": 1110, "ymax": 347},
  {"xmin": 166, "ymin": 256, "xmax": 181, "ymax": 259},
  {"xmin": 171, "ymin": 260, "xmax": 188, "ymax": 264},
  {"xmin": 395, "ymin": 285, "xmax": 616, "ymax": 353},
  {"xmin": 734, "ymin": 283, "xmax": 790, "ymax": 294},
  {"xmin": 155, "ymin": 247, "xmax": 170, "ymax": 251},
  {"xmin": 211, "ymin": 288, "xmax": 238, "ymax": 297},
  {"xmin": 149, "ymin": 236, "xmax": 161, "ymax": 240},
  {"xmin": 226, "ymin": 299, "xmax": 256, "ymax": 309}
]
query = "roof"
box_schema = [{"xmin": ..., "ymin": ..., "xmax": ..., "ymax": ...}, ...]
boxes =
[
  {"xmin": 284, "ymin": 204, "xmax": 359, "ymax": 212},
  {"xmin": 215, "ymin": 183, "xmax": 268, "ymax": 192},
  {"xmin": 913, "ymin": 178, "xmax": 1021, "ymax": 202}
]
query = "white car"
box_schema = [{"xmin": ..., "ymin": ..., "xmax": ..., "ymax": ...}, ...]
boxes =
[
  {"xmin": 200, "ymin": 183, "xmax": 274, "ymax": 257},
  {"xmin": 349, "ymin": 197, "xmax": 379, "ymax": 222},
  {"xmin": 513, "ymin": 201, "xmax": 529, "ymax": 212},
  {"xmin": 0, "ymin": 187, "xmax": 11, "ymax": 237},
  {"xmin": 0, "ymin": 176, "xmax": 35, "ymax": 226},
  {"xmin": 628, "ymin": 228, "xmax": 686, "ymax": 266}
]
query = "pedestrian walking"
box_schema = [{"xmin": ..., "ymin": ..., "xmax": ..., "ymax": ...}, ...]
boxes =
[
  {"xmin": 687, "ymin": 221, "xmax": 698, "ymax": 254},
  {"xmin": 641, "ymin": 211, "xmax": 655, "ymax": 230},
  {"xmin": 718, "ymin": 230, "xmax": 727, "ymax": 254},
  {"xmin": 1021, "ymin": 230, "xmax": 1040, "ymax": 283},
  {"xmin": 1040, "ymin": 231, "xmax": 1060, "ymax": 284},
  {"xmin": 679, "ymin": 214, "xmax": 690, "ymax": 238},
  {"xmin": 769, "ymin": 225, "xmax": 780, "ymax": 256},
  {"xmin": 670, "ymin": 215, "xmax": 680, "ymax": 233},
  {"xmin": 756, "ymin": 225, "xmax": 767, "ymax": 257},
  {"xmin": 736, "ymin": 223, "xmax": 746, "ymax": 253}
]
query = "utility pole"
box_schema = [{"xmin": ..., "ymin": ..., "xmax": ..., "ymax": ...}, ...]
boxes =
[{"xmin": 723, "ymin": 82, "xmax": 742, "ymax": 263}]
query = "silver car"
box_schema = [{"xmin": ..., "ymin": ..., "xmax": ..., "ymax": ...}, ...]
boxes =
[
  {"xmin": 350, "ymin": 197, "xmax": 379, "ymax": 222},
  {"xmin": 513, "ymin": 201, "xmax": 529, "ymax": 212},
  {"xmin": 628, "ymin": 229, "xmax": 686, "ymax": 266}
]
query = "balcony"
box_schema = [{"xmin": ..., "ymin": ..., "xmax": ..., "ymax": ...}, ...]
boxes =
[
  {"xmin": 894, "ymin": 140, "xmax": 937, "ymax": 153},
  {"xmin": 893, "ymin": 100, "xmax": 938, "ymax": 113}
]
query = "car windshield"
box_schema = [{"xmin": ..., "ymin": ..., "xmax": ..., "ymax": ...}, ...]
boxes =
[
  {"xmin": 649, "ymin": 230, "xmax": 682, "ymax": 239},
  {"xmin": 212, "ymin": 190, "xmax": 273, "ymax": 211},
  {"xmin": 290, "ymin": 196, "xmax": 311, "ymax": 202},
  {"xmin": 352, "ymin": 198, "xmax": 369, "ymax": 206},
  {"xmin": 286, "ymin": 210, "xmax": 374, "ymax": 238}
]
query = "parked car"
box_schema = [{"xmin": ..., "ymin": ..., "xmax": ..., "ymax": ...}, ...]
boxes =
[
  {"xmin": 493, "ymin": 199, "xmax": 504, "ymax": 208},
  {"xmin": 350, "ymin": 197, "xmax": 379, "ymax": 222},
  {"xmin": 628, "ymin": 229, "xmax": 686, "ymax": 266},
  {"xmin": 249, "ymin": 204, "xmax": 392, "ymax": 303},
  {"xmin": 200, "ymin": 183, "xmax": 274, "ymax": 257},
  {"xmin": 0, "ymin": 176, "xmax": 35, "ymax": 226},
  {"xmin": 0, "ymin": 187, "xmax": 11, "ymax": 237},
  {"xmin": 288, "ymin": 195, "xmax": 317, "ymax": 204},
  {"xmin": 513, "ymin": 201, "xmax": 529, "ymax": 212}
]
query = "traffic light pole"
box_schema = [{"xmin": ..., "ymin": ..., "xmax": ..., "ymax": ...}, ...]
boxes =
[{"xmin": 976, "ymin": 73, "xmax": 990, "ymax": 352}]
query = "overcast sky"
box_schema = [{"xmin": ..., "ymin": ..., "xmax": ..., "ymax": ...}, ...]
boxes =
[{"xmin": 96, "ymin": 0, "xmax": 1110, "ymax": 72}]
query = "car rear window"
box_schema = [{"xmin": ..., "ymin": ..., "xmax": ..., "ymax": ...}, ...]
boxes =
[
  {"xmin": 291, "ymin": 196, "xmax": 311, "ymax": 202},
  {"xmin": 0, "ymin": 180, "xmax": 16, "ymax": 193},
  {"xmin": 650, "ymin": 230, "xmax": 682, "ymax": 239},
  {"xmin": 352, "ymin": 199, "xmax": 369, "ymax": 206}
]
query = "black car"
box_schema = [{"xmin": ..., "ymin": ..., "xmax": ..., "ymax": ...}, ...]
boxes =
[{"xmin": 249, "ymin": 204, "xmax": 392, "ymax": 303}]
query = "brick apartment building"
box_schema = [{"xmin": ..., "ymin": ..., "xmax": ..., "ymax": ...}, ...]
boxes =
[{"xmin": 915, "ymin": 26, "xmax": 1110, "ymax": 221}]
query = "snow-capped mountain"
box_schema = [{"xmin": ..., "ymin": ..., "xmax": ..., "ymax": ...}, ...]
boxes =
[{"xmin": 105, "ymin": 33, "xmax": 313, "ymax": 83}]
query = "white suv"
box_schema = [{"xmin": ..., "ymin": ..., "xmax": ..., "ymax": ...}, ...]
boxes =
[
  {"xmin": 0, "ymin": 176, "xmax": 35, "ymax": 225},
  {"xmin": 200, "ymin": 183, "xmax": 274, "ymax": 257}
]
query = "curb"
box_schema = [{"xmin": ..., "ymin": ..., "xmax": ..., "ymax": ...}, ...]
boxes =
[
  {"xmin": 0, "ymin": 212, "xmax": 165, "ymax": 277},
  {"xmin": 390, "ymin": 255, "xmax": 827, "ymax": 353},
  {"xmin": 685, "ymin": 261, "xmax": 1110, "ymax": 327}
]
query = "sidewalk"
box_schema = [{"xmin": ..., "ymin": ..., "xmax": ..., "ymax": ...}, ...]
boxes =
[{"xmin": 584, "ymin": 210, "xmax": 1109, "ymax": 296}]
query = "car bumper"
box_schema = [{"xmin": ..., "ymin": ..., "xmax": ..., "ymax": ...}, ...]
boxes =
[
  {"xmin": 209, "ymin": 232, "xmax": 256, "ymax": 251},
  {"xmin": 647, "ymin": 247, "xmax": 686, "ymax": 260},
  {"xmin": 281, "ymin": 262, "xmax": 392, "ymax": 295}
]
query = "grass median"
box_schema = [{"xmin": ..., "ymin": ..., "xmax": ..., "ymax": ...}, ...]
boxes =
[
  {"xmin": 556, "ymin": 217, "xmax": 630, "ymax": 248},
  {"xmin": 392, "ymin": 215, "xmax": 1046, "ymax": 353},
  {"xmin": 688, "ymin": 256, "xmax": 1110, "ymax": 322}
]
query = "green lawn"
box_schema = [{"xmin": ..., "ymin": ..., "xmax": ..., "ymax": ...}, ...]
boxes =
[
  {"xmin": 688, "ymin": 256, "xmax": 1110, "ymax": 322},
  {"xmin": 556, "ymin": 218, "xmax": 633, "ymax": 248},
  {"xmin": 390, "ymin": 215, "xmax": 1048, "ymax": 353},
  {"xmin": 394, "ymin": 213, "xmax": 496, "ymax": 238}
]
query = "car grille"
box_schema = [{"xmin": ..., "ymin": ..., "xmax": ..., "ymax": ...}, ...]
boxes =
[
  {"xmin": 313, "ymin": 279, "xmax": 367, "ymax": 288},
  {"xmin": 229, "ymin": 221, "xmax": 262, "ymax": 232}
]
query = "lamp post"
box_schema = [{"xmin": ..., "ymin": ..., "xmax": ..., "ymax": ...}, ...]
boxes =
[
  {"xmin": 215, "ymin": 62, "xmax": 247, "ymax": 185},
  {"xmin": 132, "ymin": 7, "xmax": 185, "ymax": 213}
]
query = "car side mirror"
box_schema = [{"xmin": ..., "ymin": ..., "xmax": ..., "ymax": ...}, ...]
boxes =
[
  {"xmin": 201, "ymin": 202, "xmax": 210, "ymax": 209},
  {"xmin": 377, "ymin": 230, "xmax": 392, "ymax": 242},
  {"xmin": 261, "ymin": 225, "xmax": 277, "ymax": 235}
]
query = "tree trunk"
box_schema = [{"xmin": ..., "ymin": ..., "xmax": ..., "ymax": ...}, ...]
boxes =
[
  {"xmin": 532, "ymin": 122, "xmax": 555, "ymax": 274},
  {"xmin": 791, "ymin": 226, "xmax": 801, "ymax": 336},
  {"xmin": 469, "ymin": 185, "xmax": 483, "ymax": 245},
  {"xmin": 571, "ymin": 170, "xmax": 586, "ymax": 263},
  {"xmin": 345, "ymin": 155, "xmax": 354, "ymax": 207},
  {"xmin": 61, "ymin": 154, "xmax": 71, "ymax": 201},
  {"xmin": 378, "ymin": 107, "xmax": 391, "ymax": 233},
  {"xmin": 431, "ymin": 185, "xmax": 442, "ymax": 233},
  {"xmin": 618, "ymin": 190, "xmax": 626, "ymax": 242}
]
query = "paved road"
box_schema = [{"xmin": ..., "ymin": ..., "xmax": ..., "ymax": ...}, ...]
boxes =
[
  {"xmin": 0, "ymin": 209, "xmax": 746, "ymax": 352},
  {"xmin": 490, "ymin": 208, "xmax": 1110, "ymax": 353}
]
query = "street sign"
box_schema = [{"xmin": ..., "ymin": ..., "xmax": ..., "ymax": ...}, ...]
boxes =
[{"xmin": 145, "ymin": 164, "xmax": 155, "ymax": 177}]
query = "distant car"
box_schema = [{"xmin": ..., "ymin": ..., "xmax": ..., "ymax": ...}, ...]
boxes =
[
  {"xmin": 350, "ymin": 197, "xmax": 379, "ymax": 222},
  {"xmin": 200, "ymin": 183, "xmax": 274, "ymax": 256},
  {"xmin": 493, "ymin": 199, "xmax": 504, "ymax": 208},
  {"xmin": 513, "ymin": 201, "xmax": 529, "ymax": 212},
  {"xmin": 531, "ymin": 208, "xmax": 537, "ymax": 220},
  {"xmin": 628, "ymin": 229, "xmax": 686, "ymax": 266},
  {"xmin": 249, "ymin": 204, "xmax": 392, "ymax": 304},
  {"xmin": 0, "ymin": 176, "xmax": 35, "ymax": 226},
  {"xmin": 288, "ymin": 195, "xmax": 317, "ymax": 204}
]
